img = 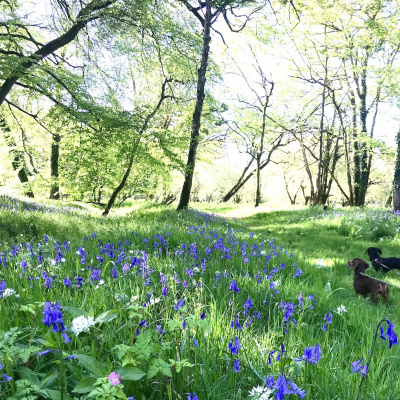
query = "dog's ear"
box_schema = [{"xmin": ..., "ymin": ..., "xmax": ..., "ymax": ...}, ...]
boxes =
[
  {"xmin": 365, "ymin": 248, "xmax": 370, "ymax": 255},
  {"xmin": 354, "ymin": 258, "xmax": 368, "ymax": 273}
]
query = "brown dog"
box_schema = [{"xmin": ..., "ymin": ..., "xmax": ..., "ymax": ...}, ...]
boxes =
[{"xmin": 347, "ymin": 258, "xmax": 389, "ymax": 303}]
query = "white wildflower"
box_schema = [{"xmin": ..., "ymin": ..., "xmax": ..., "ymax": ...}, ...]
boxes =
[
  {"xmin": 249, "ymin": 385, "xmax": 273, "ymax": 399},
  {"xmin": 193, "ymin": 267, "xmax": 200, "ymax": 273},
  {"xmin": 2, "ymin": 288, "xmax": 17, "ymax": 298},
  {"xmin": 317, "ymin": 258, "xmax": 327, "ymax": 268},
  {"xmin": 260, "ymin": 250, "xmax": 266, "ymax": 256},
  {"xmin": 71, "ymin": 315, "xmax": 96, "ymax": 336},
  {"xmin": 337, "ymin": 305, "xmax": 347, "ymax": 315},
  {"xmin": 274, "ymin": 280, "xmax": 281, "ymax": 287}
]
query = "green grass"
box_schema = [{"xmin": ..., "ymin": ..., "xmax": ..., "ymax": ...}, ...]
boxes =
[{"xmin": 1, "ymin": 196, "xmax": 400, "ymax": 400}]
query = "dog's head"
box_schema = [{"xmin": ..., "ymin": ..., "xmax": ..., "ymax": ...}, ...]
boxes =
[
  {"xmin": 348, "ymin": 258, "xmax": 369, "ymax": 274},
  {"xmin": 365, "ymin": 247, "xmax": 382, "ymax": 256}
]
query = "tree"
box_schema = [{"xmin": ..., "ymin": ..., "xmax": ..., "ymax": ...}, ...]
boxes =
[
  {"xmin": 176, "ymin": 0, "xmax": 265, "ymax": 210},
  {"xmin": 393, "ymin": 126, "xmax": 400, "ymax": 211}
]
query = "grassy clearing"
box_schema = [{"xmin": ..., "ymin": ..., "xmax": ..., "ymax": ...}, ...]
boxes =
[{"xmin": 0, "ymin": 197, "xmax": 400, "ymax": 400}]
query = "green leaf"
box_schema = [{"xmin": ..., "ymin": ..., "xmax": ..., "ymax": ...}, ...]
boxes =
[
  {"xmin": 76, "ymin": 354, "xmax": 106, "ymax": 377},
  {"xmin": 39, "ymin": 389, "xmax": 73, "ymax": 400},
  {"xmin": 62, "ymin": 306, "xmax": 89, "ymax": 318},
  {"xmin": 19, "ymin": 366, "xmax": 40, "ymax": 386},
  {"xmin": 72, "ymin": 377, "xmax": 97, "ymax": 393},
  {"xmin": 115, "ymin": 366, "xmax": 146, "ymax": 381},
  {"xmin": 39, "ymin": 369, "xmax": 58, "ymax": 389},
  {"xmin": 95, "ymin": 310, "xmax": 117, "ymax": 324},
  {"xmin": 293, "ymin": 359, "xmax": 304, "ymax": 376}
]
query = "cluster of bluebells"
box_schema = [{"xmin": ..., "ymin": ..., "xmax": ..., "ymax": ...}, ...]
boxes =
[
  {"xmin": 4, "ymin": 206, "xmax": 400, "ymax": 399},
  {"xmin": 228, "ymin": 336, "xmax": 242, "ymax": 372},
  {"xmin": 42, "ymin": 301, "xmax": 70, "ymax": 343},
  {"xmin": 264, "ymin": 374, "xmax": 306, "ymax": 399}
]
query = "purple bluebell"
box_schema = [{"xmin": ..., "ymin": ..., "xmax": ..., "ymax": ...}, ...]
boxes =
[
  {"xmin": 156, "ymin": 325, "xmax": 166, "ymax": 335},
  {"xmin": 193, "ymin": 338, "xmax": 199, "ymax": 346},
  {"xmin": 228, "ymin": 336, "xmax": 242, "ymax": 355},
  {"xmin": 0, "ymin": 281, "xmax": 6, "ymax": 296},
  {"xmin": 322, "ymin": 309, "xmax": 333, "ymax": 331},
  {"xmin": 274, "ymin": 374, "xmax": 291, "ymax": 399},
  {"xmin": 289, "ymin": 380, "xmax": 306, "ymax": 398},
  {"xmin": 303, "ymin": 344, "xmax": 322, "ymax": 364},
  {"xmin": 174, "ymin": 298, "xmax": 185, "ymax": 311},
  {"xmin": 379, "ymin": 319, "xmax": 398, "ymax": 349},
  {"xmin": 233, "ymin": 358, "xmax": 240, "ymax": 372},
  {"xmin": 307, "ymin": 294, "xmax": 316, "ymax": 309},
  {"xmin": 352, "ymin": 358, "xmax": 368, "ymax": 376},
  {"xmin": 42, "ymin": 301, "xmax": 70, "ymax": 342},
  {"xmin": 63, "ymin": 277, "xmax": 71, "ymax": 288},
  {"xmin": 186, "ymin": 393, "xmax": 199, "ymax": 400},
  {"xmin": 200, "ymin": 312, "xmax": 206, "ymax": 320},
  {"xmin": 229, "ymin": 280, "xmax": 240, "ymax": 293}
]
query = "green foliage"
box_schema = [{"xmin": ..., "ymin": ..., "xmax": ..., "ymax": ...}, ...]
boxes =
[{"xmin": 338, "ymin": 210, "xmax": 399, "ymax": 240}]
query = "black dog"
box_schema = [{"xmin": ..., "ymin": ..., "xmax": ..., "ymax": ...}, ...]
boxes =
[
  {"xmin": 348, "ymin": 258, "xmax": 389, "ymax": 303},
  {"xmin": 365, "ymin": 247, "xmax": 400, "ymax": 273}
]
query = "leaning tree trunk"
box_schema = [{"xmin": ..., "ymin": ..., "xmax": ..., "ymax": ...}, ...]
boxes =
[
  {"xmin": 176, "ymin": 0, "xmax": 212, "ymax": 211},
  {"xmin": 393, "ymin": 127, "xmax": 400, "ymax": 211},
  {"xmin": 102, "ymin": 78, "xmax": 171, "ymax": 216},
  {"xmin": 49, "ymin": 133, "xmax": 61, "ymax": 199},
  {"xmin": 0, "ymin": 114, "xmax": 34, "ymax": 197}
]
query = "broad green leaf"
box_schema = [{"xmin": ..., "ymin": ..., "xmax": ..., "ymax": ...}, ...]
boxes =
[
  {"xmin": 76, "ymin": 354, "xmax": 106, "ymax": 377},
  {"xmin": 95, "ymin": 310, "xmax": 117, "ymax": 324},
  {"xmin": 115, "ymin": 366, "xmax": 146, "ymax": 381},
  {"xmin": 62, "ymin": 306, "xmax": 89, "ymax": 318},
  {"xmin": 39, "ymin": 389, "xmax": 73, "ymax": 400},
  {"xmin": 72, "ymin": 377, "xmax": 97, "ymax": 393}
]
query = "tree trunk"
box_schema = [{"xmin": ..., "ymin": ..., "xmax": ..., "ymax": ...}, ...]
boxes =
[
  {"xmin": 255, "ymin": 153, "xmax": 261, "ymax": 207},
  {"xmin": 49, "ymin": 133, "xmax": 61, "ymax": 199},
  {"xmin": 0, "ymin": 114, "xmax": 34, "ymax": 197},
  {"xmin": 102, "ymin": 78, "xmax": 171, "ymax": 216},
  {"xmin": 176, "ymin": 0, "xmax": 212, "ymax": 211},
  {"xmin": 393, "ymin": 127, "xmax": 400, "ymax": 211}
]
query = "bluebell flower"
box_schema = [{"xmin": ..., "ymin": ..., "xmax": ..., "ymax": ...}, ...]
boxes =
[
  {"xmin": 139, "ymin": 319, "xmax": 147, "ymax": 328},
  {"xmin": 322, "ymin": 309, "xmax": 333, "ymax": 331},
  {"xmin": 193, "ymin": 338, "xmax": 199, "ymax": 346},
  {"xmin": 379, "ymin": 319, "xmax": 398, "ymax": 349},
  {"xmin": 244, "ymin": 298, "xmax": 253, "ymax": 315},
  {"xmin": 229, "ymin": 280, "xmax": 240, "ymax": 292},
  {"xmin": 233, "ymin": 358, "xmax": 240, "ymax": 372},
  {"xmin": 267, "ymin": 350, "xmax": 277, "ymax": 365},
  {"xmin": 274, "ymin": 374, "xmax": 291, "ymax": 399},
  {"xmin": 186, "ymin": 393, "xmax": 199, "ymax": 400},
  {"xmin": 42, "ymin": 301, "xmax": 70, "ymax": 342},
  {"xmin": 162, "ymin": 286, "xmax": 169, "ymax": 297},
  {"xmin": 307, "ymin": 294, "xmax": 316, "ymax": 309},
  {"xmin": 303, "ymin": 344, "xmax": 322, "ymax": 364},
  {"xmin": 293, "ymin": 268, "xmax": 303, "ymax": 278},
  {"xmin": 0, "ymin": 281, "xmax": 6, "ymax": 296},
  {"xmin": 289, "ymin": 380, "xmax": 306, "ymax": 398},
  {"xmin": 174, "ymin": 298, "xmax": 185, "ymax": 311},
  {"xmin": 298, "ymin": 292, "xmax": 303, "ymax": 308},
  {"xmin": 63, "ymin": 277, "xmax": 71, "ymax": 288},
  {"xmin": 156, "ymin": 325, "xmax": 166, "ymax": 335},
  {"xmin": 228, "ymin": 336, "xmax": 242, "ymax": 355},
  {"xmin": 352, "ymin": 358, "xmax": 368, "ymax": 376},
  {"xmin": 3, "ymin": 374, "xmax": 12, "ymax": 382},
  {"xmin": 200, "ymin": 312, "xmax": 206, "ymax": 320}
]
